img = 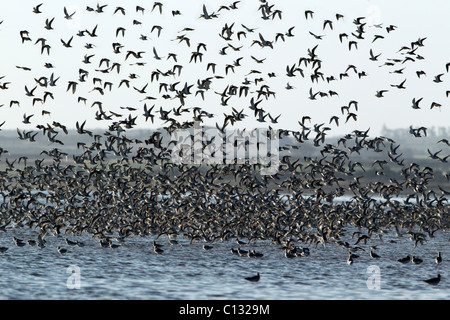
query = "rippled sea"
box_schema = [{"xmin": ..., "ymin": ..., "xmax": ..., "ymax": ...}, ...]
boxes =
[{"xmin": 0, "ymin": 226, "xmax": 448, "ymax": 300}]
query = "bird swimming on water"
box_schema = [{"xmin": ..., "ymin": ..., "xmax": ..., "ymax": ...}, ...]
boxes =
[
  {"xmin": 435, "ymin": 252, "xmax": 442, "ymax": 264},
  {"xmin": 13, "ymin": 237, "xmax": 26, "ymax": 247},
  {"xmin": 411, "ymin": 256, "xmax": 423, "ymax": 264},
  {"xmin": 57, "ymin": 246, "xmax": 67, "ymax": 254},
  {"xmin": 397, "ymin": 255, "xmax": 411, "ymax": 264},
  {"xmin": 423, "ymin": 274, "xmax": 440, "ymax": 286},
  {"xmin": 347, "ymin": 253, "xmax": 355, "ymax": 265},
  {"xmin": 153, "ymin": 245, "xmax": 164, "ymax": 254},
  {"xmin": 244, "ymin": 272, "xmax": 260, "ymax": 282}
]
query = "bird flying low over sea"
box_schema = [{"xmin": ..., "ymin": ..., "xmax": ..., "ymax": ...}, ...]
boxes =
[
  {"xmin": 369, "ymin": 49, "xmax": 381, "ymax": 61},
  {"xmin": 375, "ymin": 90, "xmax": 388, "ymax": 98},
  {"xmin": 200, "ymin": 4, "xmax": 218, "ymax": 20},
  {"xmin": 411, "ymin": 97, "xmax": 423, "ymax": 109},
  {"xmin": 63, "ymin": 7, "xmax": 76, "ymax": 19},
  {"xmin": 391, "ymin": 79, "xmax": 406, "ymax": 89},
  {"xmin": 305, "ymin": 10, "xmax": 314, "ymax": 19},
  {"xmin": 44, "ymin": 17, "xmax": 54, "ymax": 30}
]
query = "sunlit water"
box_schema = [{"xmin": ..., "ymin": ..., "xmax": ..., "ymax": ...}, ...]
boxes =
[{"xmin": 0, "ymin": 226, "xmax": 448, "ymax": 300}]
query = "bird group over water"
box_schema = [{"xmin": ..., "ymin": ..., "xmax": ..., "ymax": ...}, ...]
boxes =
[{"xmin": 0, "ymin": 2, "xmax": 448, "ymax": 287}]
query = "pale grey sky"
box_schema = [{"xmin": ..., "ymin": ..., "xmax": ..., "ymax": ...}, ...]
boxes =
[{"xmin": 1, "ymin": 0, "xmax": 450, "ymax": 138}]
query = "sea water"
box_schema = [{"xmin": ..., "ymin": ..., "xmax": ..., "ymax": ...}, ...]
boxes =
[{"xmin": 0, "ymin": 226, "xmax": 448, "ymax": 300}]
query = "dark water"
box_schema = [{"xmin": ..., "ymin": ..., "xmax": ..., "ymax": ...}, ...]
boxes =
[{"xmin": 0, "ymin": 226, "xmax": 448, "ymax": 300}]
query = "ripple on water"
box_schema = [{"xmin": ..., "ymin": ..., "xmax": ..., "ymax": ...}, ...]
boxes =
[{"xmin": 0, "ymin": 228, "xmax": 449, "ymax": 299}]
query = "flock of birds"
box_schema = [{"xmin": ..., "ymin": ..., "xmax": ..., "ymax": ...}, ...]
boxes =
[{"xmin": 0, "ymin": 2, "xmax": 448, "ymax": 288}]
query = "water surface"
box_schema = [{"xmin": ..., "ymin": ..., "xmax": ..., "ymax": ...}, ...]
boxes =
[{"xmin": 0, "ymin": 227, "xmax": 448, "ymax": 300}]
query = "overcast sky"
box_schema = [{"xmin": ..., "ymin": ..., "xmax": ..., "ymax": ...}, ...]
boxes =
[{"xmin": 1, "ymin": 0, "xmax": 450, "ymax": 139}]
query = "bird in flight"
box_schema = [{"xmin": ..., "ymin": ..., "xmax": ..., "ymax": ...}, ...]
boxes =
[
  {"xmin": 63, "ymin": 7, "xmax": 76, "ymax": 19},
  {"xmin": 200, "ymin": 4, "xmax": 218, "ymax": 20}
]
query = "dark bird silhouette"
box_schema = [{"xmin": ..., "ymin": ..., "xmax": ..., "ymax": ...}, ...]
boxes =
[
  {"xmin": 44, "ymin": 18, "xmax": 55, "ymax": 30},
  {"xmin": 423, "ymin": 274, "xmax": 440, "ymax": 286},
  {"xmin": 244, "ymin": 273, "xmax": 260, "ymax": 282},
  {"xmin": 63, "ymin": 7, "xmax": 76, "ymax": 19},
  {"xmin": 305, "ymin": 10, "xmax": 314, "ymax": 19},
  {"xmin": 33, "ymin": 3, "xmax": 43, "ymax": 14}
]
